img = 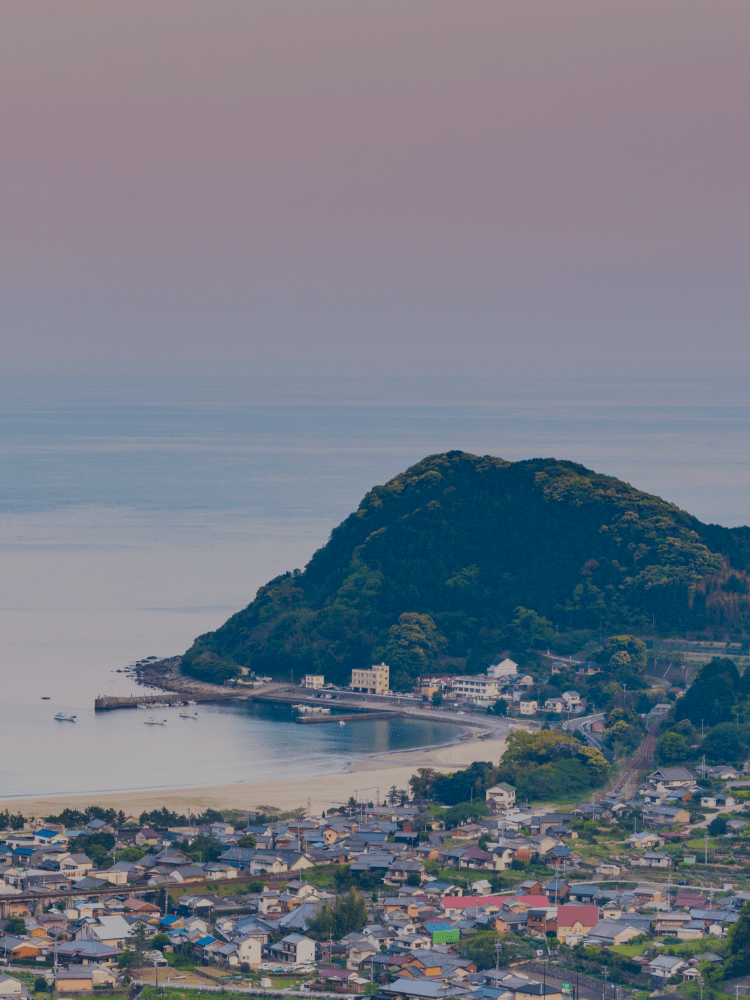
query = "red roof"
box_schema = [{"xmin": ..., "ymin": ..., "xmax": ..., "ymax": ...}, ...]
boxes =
[
  {"xmin": 442, "ymin": 893, "xmax": 516, "ymax": 910},
  {"xmin": 557, "ymin": 905, "xmax": 599, "ymax": 928}
]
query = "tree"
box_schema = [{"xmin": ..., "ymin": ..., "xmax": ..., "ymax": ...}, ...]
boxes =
[
  {"xmin": 655, "ymin": 730, "xmax": 691, "ymax": 764},
  {"xmin": 491, "ymin": 699, "xmax": 508, "ymax": 716},
  {"xmin": 237, "ymin": 834, "xmax": 257, "ymax": 849},
  {"xmin": 34, "ymin": 978, "xmax": 48, "ymax": 994},
  {"xmin": 724, "ymin": 902, "xmax": 750, "ymax": 977},
  {"xmin": 676, "ymin": 658, "xmax": 740, "ymax": 727},
  {"xmin": 182, "ymin": 833, "xmax": 224, "ymax": 863},
  {"xmin": 701, "ymin": 722, "xmax": 748, "ymax": 764},
  {"xmin": 409, "ymin": 768, "xmax": 438, "ymax": 799},
  {"xmin": 151, "ymin": 933, "xmax": 170, "ymax": 952},
  {"xmin": 432, "ymin": 690, "xmax": 443, "ymax": 706},
  {"xmin": 306, "ymin": 888, "xmax": 368, "ymax": 941},
  {"xmin": 506, "ymin": 607, "xmax": 554, "ymax": 654},
  {"xmin": 385, "ymin": 612, "xmax": 443, "ymax": 690},
  {"xmin": 597, "ymin": 635, "xmax": 647, "ymax": 675},
  {"xmin": 708, "ymin": 815, "xmax": 728, "ymax": 836},
  {"xmin": 6, "ymin": 916, "xmax": 26, "ymax": 935},
  {"xmin": 405, "ymin": 872, "xmax": 421, "ymax": 887}
]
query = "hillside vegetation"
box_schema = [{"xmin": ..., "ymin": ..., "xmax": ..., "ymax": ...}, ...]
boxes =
[{"xmin": 182, "ymin": 452, "xmax": 750, "ymax": 689}]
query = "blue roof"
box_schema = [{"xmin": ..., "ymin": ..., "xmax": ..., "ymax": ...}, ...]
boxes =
[
  {"xmin": 196, "ymin": 936, "xmax": 217, "ymax": 946},
  {"xmin": 160, "ymin": 915, "xmax": 181, "ymax": 925},
  {"xmin": 423, "ymin": 922, "xmax": 455, "ymax": 933}
]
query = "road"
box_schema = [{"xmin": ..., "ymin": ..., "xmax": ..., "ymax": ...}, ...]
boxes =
[{"xmin": 563, "ymin": 713, "xmax": 605, "ymax": 750}]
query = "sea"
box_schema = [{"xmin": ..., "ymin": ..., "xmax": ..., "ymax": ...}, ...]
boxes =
[{"xmin": 1, "ymin": 370, "xmax": 748, "ymax": 801}]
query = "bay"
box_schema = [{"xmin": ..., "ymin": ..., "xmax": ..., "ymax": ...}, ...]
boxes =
[{"xmin": 0, "ymin": 371, "xmax": 748, "ymax": 799}]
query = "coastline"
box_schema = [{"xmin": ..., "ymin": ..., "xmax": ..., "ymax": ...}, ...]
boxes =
[{"xmin": 0, "ymin": 727, "xmax": 509, "ymax": 818}]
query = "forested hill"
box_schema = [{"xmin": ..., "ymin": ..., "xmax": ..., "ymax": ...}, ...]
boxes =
[{"xmin": 182, "ymin": 452, "xmax": 750, "ymax": 689}]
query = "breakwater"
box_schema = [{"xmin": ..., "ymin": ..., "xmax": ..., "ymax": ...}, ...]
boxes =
[{"xmin": 95, "ymin": 692, "xmax": 237, "ymax": 710}]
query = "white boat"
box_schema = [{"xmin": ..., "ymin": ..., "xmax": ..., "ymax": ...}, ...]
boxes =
[
  {"xmin": 144, "ymin": 717, "xmax": 167, "ymax": 725},
  {"xmin": 54, "ymin": 712, "xmax": 77, "ymax": 722},
  {"xmin": 179, "ymin": 710, "xmax": 198, "ymax": 719},
  {"xmin": 338, "ymin": 720, "xmax": 346, "ymax": 726},
  {"xmin": 187, "ymin": 700, "xmax": 197, "ymax": 705}
]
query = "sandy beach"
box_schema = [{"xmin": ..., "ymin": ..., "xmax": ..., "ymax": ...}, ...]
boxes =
[{"xmin": 2, "ymin": 728, "xmax": 510, "ymax": 820}]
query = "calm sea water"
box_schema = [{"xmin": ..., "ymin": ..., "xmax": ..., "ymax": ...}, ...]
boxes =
[{"xmin": 0, "ymin": 371, "xmax": 748, "ymax": 798}]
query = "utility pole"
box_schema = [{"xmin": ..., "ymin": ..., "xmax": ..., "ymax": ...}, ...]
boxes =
[
  {"xmin": 603, "ymin": 967, "xmax": 608, "ymax": 1000},
  {"xmin": 705, "ymin": 828, "xmax": 708, "ymax": 865}
]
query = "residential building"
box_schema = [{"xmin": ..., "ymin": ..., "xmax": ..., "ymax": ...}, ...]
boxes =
[
  {"xmin": 519, "ymin": 701, "xmax": 538, "ymax": 716},
  {"xmin": 586, "ymin": 921, "xmax": 643, "ymax": 946},
  {"xmin": 700, "ymin": 794, "xmax": 735, "ymax": 809},
  {"xmin": 543, "ymin": 698, "xmax": 565, "ymax": 713},
  {"xmin": 487, "ymin": 658, "xmax": 518, "ymax": 679},
  {"xmin": 555, "ymin": 905, "xmax": 599, "ymax": 944},
  {"xmin": 304, "ymin": 675, "xmax": 324, "ymax": 689},
  {"xmin": 451, "ymin": 676, "xmax": 501, "ymax": 704},
  {"xmin": 485, "ymin": 783, "xmax": 516, "ymax": 810},
  {"xmin": 351, "ymin": 663, "xmax": 390, "ymax": 694},
  {"xmin": 648, "ymin": 955, "xmax": 685, "ymax": 980},
  {"xmin": 268, "ymin": 933, "xmax": 316, "ymax": 966}
]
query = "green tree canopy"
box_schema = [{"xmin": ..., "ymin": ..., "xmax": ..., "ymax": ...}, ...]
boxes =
[
  {"xmin": 179, "ymin": 454, "xmax": 750, "ymax": 686},
  {"xmin": 655, "ymin": 730, "xmax": 691, "ymax": 764},
  {"xmin": 676, "ymin": 657, "xmax": 741, "ymax": 727},
  {"xmin": 384, "ymin": 612, "xmax": 443, "ymax": 689},
  {"xmin": 306, "ymin": 888, "xmax": 367, "ymax": 941},
  {"xmin": 701, "ymin": 722, "xmax": 749, "ymax": 764}
]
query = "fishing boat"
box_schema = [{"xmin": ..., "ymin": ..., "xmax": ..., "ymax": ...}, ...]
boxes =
[
  {"xmin": 144, "ymin": 717, "xmax": 167, "ymax": 725},
  {"xmin": 179, "ymin": 710, "xmax": 198, "ymax": 719},
  {"xmin": 41, "ymin": 696, "xmax": 50, "ymax": 700},
  {"xmin": 54, "ymin": 712, "xmax": 77, "ymax": 722},
  {"xmin": 187, "ymin": 700, "xmax": 197, "ymax": 705}
]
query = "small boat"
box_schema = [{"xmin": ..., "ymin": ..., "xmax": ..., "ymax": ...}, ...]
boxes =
[
  {"xmin": 179, "ymin": 710, "xmax": 198, "ymax": 719},
  {"xmin": 41, "ymin": 696, "xmax": 50, "ymax": 700},
  {"xmin": 170, "ymin": 701, "xmax": 184, "ymax": 707},
  {"xmin": 187, "ymin": 700, "xmax": 197, "ymax": 705},
  {"xmin": 144, "ymin": 717, "xmax": 167, "ymax": 725},
  {"xmin": 338, "ymin": 720, "xmax": 346, "ymax": 726},
  {"xmin": 54, "ymin": 712, "xmax": 77, "ymax": 722}
]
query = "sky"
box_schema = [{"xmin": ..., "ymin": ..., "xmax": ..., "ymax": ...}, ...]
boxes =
[{"xmin": 1, "ymin": 1, "xmax": 749, "ymax": 371}]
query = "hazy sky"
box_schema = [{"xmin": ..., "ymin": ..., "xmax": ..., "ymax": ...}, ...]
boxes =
[{"xmin": 1, "ymin": 1, "xmax": 749, "ymax": 369}]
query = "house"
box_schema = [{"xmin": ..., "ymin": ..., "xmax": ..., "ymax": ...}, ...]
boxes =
[
  {"xmin": 649, "ymin": 955, "xmax": 685, "ymax": 980},
  {"xmin": 544, "ymin": 698, "xmax": 565, "ymax": 713},
  {"xmin": 586, "ymin": 921, "xmax": 643, "ymax": 946},
  {"xmin": 643, "ymin": 805, "xmax": 690, "ymax": 827},
  {"xmin": 55, "ymin": 965, "xmax": 117, "ymax": 992},
  {"xmin": 527, "ymin": 908, "xmax": 557, "ymax": 937},
  {"xmin": 485, "ymin": 782, "xmax": 516, "ymax": 810},
  {"xmin": 385, "ymin": 860, "xmax": 425, "ymax": 885},
  {"xmin": 701, "ymin": 794, "xmax": 736, "ymax": 809},
  {"xmin": 626, "ymin": 830, "xmax": 663, "ymax": 849},
  {"xmin": 519, "ymin": 701, "xmax": 538, "ymax": 716},
  {"xmin": 268, "ymin": 933, "xmax": 316, "ymax": 966},
  {"xmin": 304, "ymin": 674, "xmax": 325, "ymax": 689},
  {"xmin": 561, "ymin": 691, "xmax": 582, "ymax": 711},
  {"xmin": 33, "ymin": 828, "xmax": 68, "ymax": 846},
  {"xmin": 648, "ymin": 767, "xmax": 696, "ymax": 792},
  {"xmin": 234, "ymin": 935, "xmax": 262, "ymax": 966},
  {"xmin": 458, "ymin": 848, "xmax": 501, "ymax": 871},
  {"xmin": 555, "ymin": 906, "xmax": 599, "ymax": 944},
  {"xmin": 487, "ymin": 658, "xmax": 519, "ymax": 679},
  {"xmin": 0, "ymin": 974, "xmax": 24, "ymax": 997},
  {"xmin": 634, "ymin": 852, "xmax": 672, "ymax": 869}
]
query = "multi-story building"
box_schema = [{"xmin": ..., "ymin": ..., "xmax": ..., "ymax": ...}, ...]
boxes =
[
  {"xmin": 486, "ymin": 657, "xmax": 518, "ymax": 679},
  {"xmin": 519, "ymin": 700, "xmax": 538, "ymax": 716},
  {"xmin": 304, "ymin": 674, "xmax": 324, "ymax": 689},
  {"xmin": 451, "ymin": 676, "xmax": 501, "ymax": 703},
  {"xmin": 351, "ymin": 662, "xmax": 390, "ymax": 694}
]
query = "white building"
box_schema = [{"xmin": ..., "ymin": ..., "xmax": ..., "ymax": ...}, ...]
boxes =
[
  {"xmin": 519, "ymin": 700, "xmax": 538, "ymax": 716},
  {"xmin": 304, "ymin": 675, "xmax": 324, "ymax": 689},
  {"xmin": 561, "ymin": 690, "xmax": 581, "ymax": 709},
  {"xmin": 485, "ymin": 783, "xmax": 516, "ymax": 810},
  {"xmin": 486, "ymin": 658, "xmax": 518, "ymax": 679},
  {"xmin": 544, "ymin": 697, "xmax": 565, "ymax": 712},
  {"xmin": 451, "ymin": 676, "xmax": 501, "ymax": 703}
]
